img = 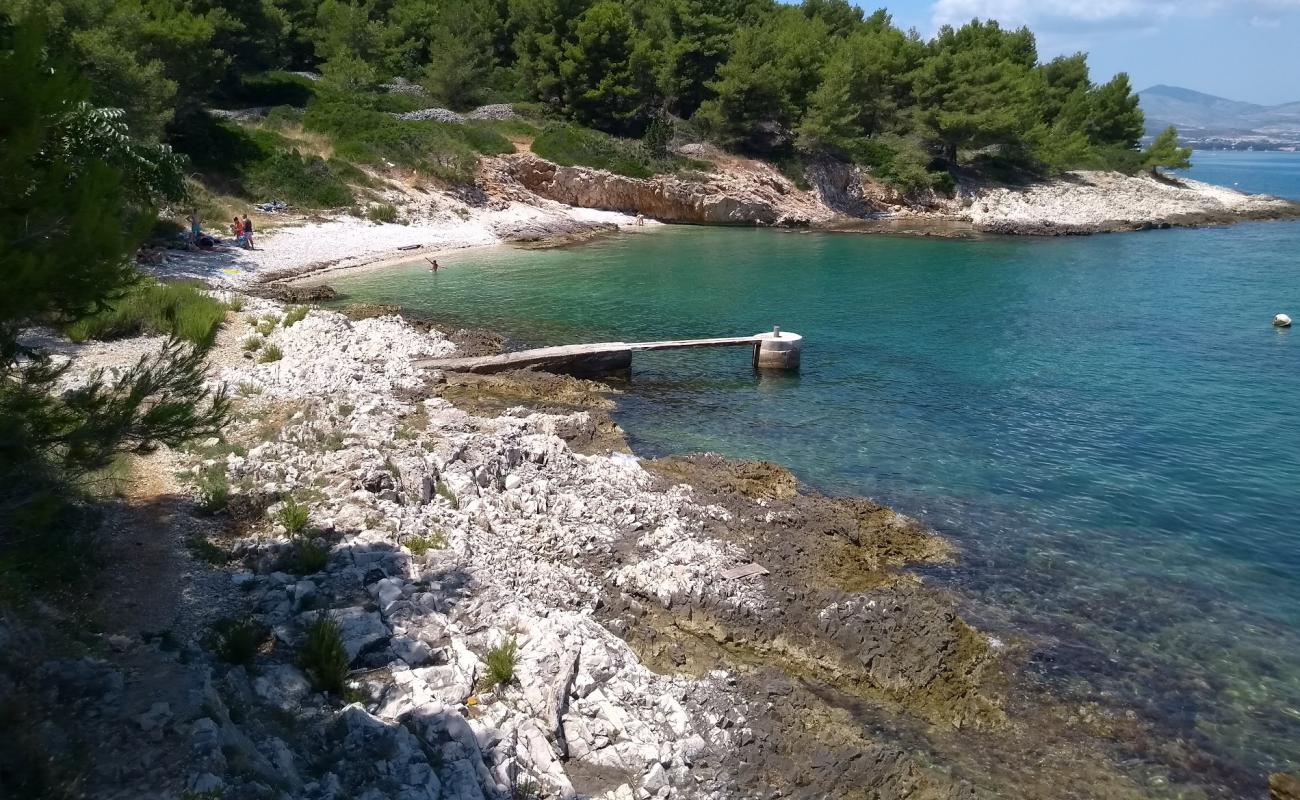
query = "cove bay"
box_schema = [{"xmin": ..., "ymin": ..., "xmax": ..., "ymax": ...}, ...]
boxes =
[{"xmin": 331, "ymin": 150, "xmax": 1300, "ymax": 793}]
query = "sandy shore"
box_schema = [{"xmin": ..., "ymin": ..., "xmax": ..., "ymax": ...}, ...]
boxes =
[{"xmin": 156, "ymin": 201, "xmax": 658, "ymax": 289}]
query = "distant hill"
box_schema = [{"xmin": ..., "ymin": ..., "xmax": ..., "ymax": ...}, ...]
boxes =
[{"xmin": 1138, "ymin": 85, "xmax": 1300, "ymax": 147}]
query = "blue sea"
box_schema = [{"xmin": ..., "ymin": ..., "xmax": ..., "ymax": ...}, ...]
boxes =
[{"xmin": 331, "ymin": 151, "xmax": 1300, "ymax": 796}]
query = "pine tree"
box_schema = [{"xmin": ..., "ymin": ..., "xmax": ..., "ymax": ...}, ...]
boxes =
[
  {"xmin": 1143, "ymin": 126, "xmax": 1192, "ymax": 175},
  {"xmin": 1087, "ymin": 72, "xmax": 1144, "ymax": 149},
  {"xmin": 558, "ymin": 1, "xmax": 653, "ymax": 134},
  {"xmin": 1, "ymin": 20, "xmax": 228, "ymax": 555},
  {"xmin": 420, "ymin": 0, "xmax": 501, "ymax": 109},
  {"xmin": 911, "ymin": 23, "xmax": 1040, "ymax": 165}
]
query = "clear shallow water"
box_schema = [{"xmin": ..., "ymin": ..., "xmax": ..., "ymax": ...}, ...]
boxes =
[{"xmin": 334, "ymin": 152, "xmax": 1300, "ymax": 794}]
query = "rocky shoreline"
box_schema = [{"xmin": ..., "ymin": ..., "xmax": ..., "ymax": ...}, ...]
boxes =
[
  {"xmin": 145, "ymin": 149, "xmax": 1300, "ymax": 294},
  {"xmin": 16, "ymin": 290, "xmax": 1299, "ymax": 799}
]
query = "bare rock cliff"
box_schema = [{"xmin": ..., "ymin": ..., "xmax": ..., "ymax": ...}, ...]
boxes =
[{"xmin": 497, "ymin": 153, "xmax": 835, "ymax": 226}]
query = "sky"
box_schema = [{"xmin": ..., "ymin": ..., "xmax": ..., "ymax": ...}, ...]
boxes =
[{"xmin": 870, "ymin": 0, "xmax": 1300, "ymax": 105}]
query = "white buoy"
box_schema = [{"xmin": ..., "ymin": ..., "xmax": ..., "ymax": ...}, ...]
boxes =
[{"xmin": 1275, "ymin": 314, "xmax": 1293, "ymax": 328}]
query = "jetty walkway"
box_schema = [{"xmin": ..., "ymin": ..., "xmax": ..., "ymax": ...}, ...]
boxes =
[{"xmin": 416, "ymin": 329, "xmax": 802, "ymax": 376}]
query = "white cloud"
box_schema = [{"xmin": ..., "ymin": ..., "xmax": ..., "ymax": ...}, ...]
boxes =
[{"xmin": 931, "ymin": 0, "xmax": 1300, "ymax": 30}]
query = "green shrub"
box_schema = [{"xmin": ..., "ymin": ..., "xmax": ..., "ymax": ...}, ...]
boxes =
[
  {"xmin": 196, "ymin": 467, "xmax": 230, "ymax": 514},
  {"xmin": 212, "ymin": 617, "xmax": 267, "ymax": 666},
  {"xmin": 435, "ymin": 479, "xmax": 458, "ymax": 509},
  {"xmin": 171, "ymin": 115, "xmax": 353, "ymax": 208},
  {"xmin": 300, "ymin": 615, "xmax": 350, "ymax": 694},
  {"xmin": 290, "ymin": 540, "xmax": 330, "ymax": 575},
  {"xmin": 230, "ymin": 71, "xmax": 319, "ymax": 108},
  {"xmin": 255, "ymin": 315, "xmax": 278, "ymax": 336},
  {"xmin": 531, "ymin": 122, "xmax": 703, "ymax": 179},
  {"xmin": 258, "ymin": 344, "xmax": 283, "ymax": 363},
  {"xmin": 283, "ymin": 305, "xmax": 309, "ymax": 326},
  {"xmin": 64, "ymin": 281, "xmax": 226, "ymax": 349},
  {"xmin": 246, "ymin": 149, "xmax": 354, "ymax": 208},
  {"xmin": 510, "ymin": 775, "xmax": 542, "ymax": 800},
  {"xmin": 367, "ymin": 203, "xmax": 398, "ymax": 224},
  {"xmin": 303, "ymin": 98, "xmax": 512, "ymax": 184},
  {"xmin": 404, "ymin": 531, "xmax": 447, "ymax": 556},
  {"xmin": 187, "ymin": 534, "xmax": 228, "ymax": 565},
  {"xmin": 275, "ymin": 496, "xmax": 309, "ymax": 535},
  {"xmin": 482, "ymin": 636, "xmax": 518, "ymax": 689},
  {"xmin": 241, "ymin": 335, "xmax": 262, "ymax": 352},
  {"xmin": 226, "ymin": 296, "xmax": 244, "ymax": 312}
]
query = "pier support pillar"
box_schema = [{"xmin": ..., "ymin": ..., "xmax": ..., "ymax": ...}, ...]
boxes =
[{"xmin": 753, "ymin": 327, "xmax": 802, "ymax": 370}]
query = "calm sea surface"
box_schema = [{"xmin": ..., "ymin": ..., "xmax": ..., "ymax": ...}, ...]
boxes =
[{"xmin": 332, "ymin": 151, "xmax": 1300, "ymax": 794}]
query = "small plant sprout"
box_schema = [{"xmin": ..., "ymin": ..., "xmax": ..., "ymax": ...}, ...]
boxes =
[
  {"xmin": 404, "ymin": 531, "xmax": 447, "ymax": 556},
  {"xmin": 300, "ymin": 615, "xmax": 350, "ymax": 694},
  {"xmin": 212, "ymin": 618, "xmax": 267, "ymax": 666},
  {"xmin": 275, "ymin": 496, "xmax": 310, "ymax": 535},
  {"xmin": 435, "ymin": 479, "xmax": 459, "ymax": 509},
  {"xmin": 291, "ymin": 540, "xmax": 329, "ymax": 575},
  {"xmin": 283, "ymin": 305, "xmax": 309, "ymax": 326},
  {"xmin": 482, "ymin": 636, "xmax": 519, "ymax": 690},
  {"xmin": 196, "ymin": 466, "xmax": 230, "ymax": 514}
]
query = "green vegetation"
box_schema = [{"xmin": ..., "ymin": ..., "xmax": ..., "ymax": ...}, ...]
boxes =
[
  {"xmin": 4, "ymin": 0, "xmax": 1173, "ymax": 203},
  {"xmin": 255, "ymin": 315, "xmax": 279, "ymax": 336},
  {"xmin": 300, "ymin": 615, "xmax": 350, "ymax": 694},
  {"xmin": 367, "ymin": 203, "xmax": 399, "ymax": 224},
  {"xmin": 258, "ymin": 344, "xmax": 284, "ymax": 363},
  {"xmin": 482, "ymin": 636, "xmax": 519, "ymax": 690},
  {"xmin": 64, "ymin": 282, "xmax": 226, "ymax": 349},
  {"xmin": 175, "ymin": 115, "xmax": 356, "ymax": 208},
  {"xmin": 187, "ymin": 534, "xmax": 228, "ymax": 565},
  {"xmin": 435, "ymin": 479, "xmax": 459, "ymax": 509},
  {"xmin": 301, "ymin": 99, "xmax": 513, "ymax": 184},
  {"xmin": 242, "ymin": 336, "xmax": 263, "ymax": 353},
  {"xmin": 404, "ymin": 532, "xmax": 448, "ymax": 556},
  {"xmin": 274, "ymin": 497, "xmax": 310, "ymax": 535},
  {"xmin": 532, "ymin": 123, "xmax": 692, "ymax": 178},
  {"xmin": 212, "ymin": 617, "xmax": 268, "ymax": 666},
  {"xmin": 196, "ymin": 467, "xmax": 230, "ymax": 514},
  {"xmin": 1143, "ymin": 126, "xmax": 1192, "ymax": 176},
  {"xmin": 283, "ymin": 305, "xmax": 309, "ymax": 327},
  {"xmin": 2, "ymin": 19, "xmax": 228, "ymax": 601},
  {"xmin": 290, "ymin": 540, "xmax": 330, "ymax": 575}
]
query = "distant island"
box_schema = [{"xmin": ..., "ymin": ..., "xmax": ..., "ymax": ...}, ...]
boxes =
[{"xmin": 1140, "ymin": 85, "xmax": 1300, "ymax": 150}]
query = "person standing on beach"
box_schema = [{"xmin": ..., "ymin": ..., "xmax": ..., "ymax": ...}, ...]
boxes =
[
  {"xmin": 232, "ymin": 216, "xmax": 245, "ymax": 247},
  {"xmin": 189, "ymin": 209, "xmax": 201, "ymax": 243},
  {"xmin": 242, "ymin": 214, "xmax": 255, "ymax": 249}
]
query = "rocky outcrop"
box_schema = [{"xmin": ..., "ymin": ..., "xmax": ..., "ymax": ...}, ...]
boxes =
[
  {"xmin": 1273, "ymin": 773, "xmax": 1300, "ymax": 800},
  {"xmin": 805, "ymin": 159, "xmax": 947, "ymax": 217},
  {"xmin": 954, "ymin": 170, "xmax": 1300, "ymax": 234},
  {"xmin": 15, "ymin": 292, "xmax": 1247, "ymax": 800},
  {"xmin": 491, "ymin": 215, "xmax": 620, "ymax": 247},
  {"xmin": 499, "ymin": 153, "xmax": 834, "ymax": 227},
  {"xmin": 495, "ymin": 151, "xmax": 1300, "ymax": 238}
]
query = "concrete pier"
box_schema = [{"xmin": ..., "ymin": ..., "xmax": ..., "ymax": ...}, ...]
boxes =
[
  {"xmin": 415, "ymin": 328, "xmax": 803, "ymax": 377},
  {"xmin": 753, "ymin": 328, "xmax": 802, "ymax": 370}
]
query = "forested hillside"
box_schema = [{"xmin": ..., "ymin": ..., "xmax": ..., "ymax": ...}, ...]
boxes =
[{"xmin": 3, "ymin": 0, "xmax": 1184, "ymax": 200}]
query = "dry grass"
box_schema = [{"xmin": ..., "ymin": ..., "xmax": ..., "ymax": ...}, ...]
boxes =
[{"xmin": 253, "ymin": 121, "xmax": 335, "ymax": 160}]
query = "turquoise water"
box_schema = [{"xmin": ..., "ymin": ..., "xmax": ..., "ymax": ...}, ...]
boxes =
[{"xmin": 333, "ymin": 152, "xmax": 1300, "ymax": 795}]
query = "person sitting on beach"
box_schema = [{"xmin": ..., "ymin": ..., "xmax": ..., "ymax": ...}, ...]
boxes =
[
  {"xmin": 242, "ymin": 214, "xmax": 255, "ymax": 250},
  {"xmin": 232, "ymin": 216, "xmax": 247, "ymax": 248}
]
